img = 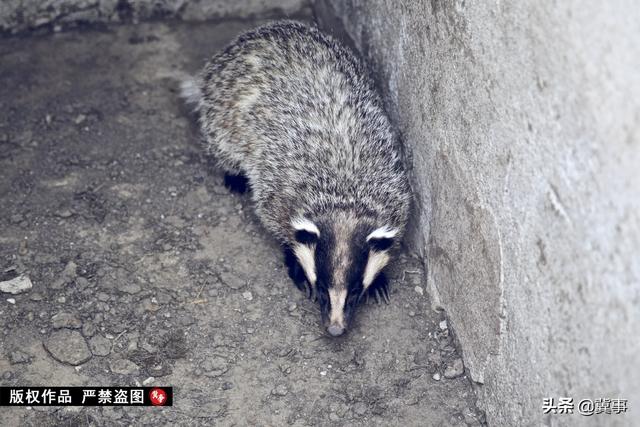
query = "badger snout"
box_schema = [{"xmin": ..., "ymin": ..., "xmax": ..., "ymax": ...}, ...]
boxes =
[{"xmin": 327, "ymin": 324, "xmax": 345, "ymax": 337}]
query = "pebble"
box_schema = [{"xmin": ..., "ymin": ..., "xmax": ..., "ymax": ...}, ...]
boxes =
[
  {"xmin": 219, "ymin": 270, "xmax": 245, "ymax": 290},
  {"xmin": 63, "ymin": 261, "xmax": 78, "ymax": 276},
  {"xmin": 432, "ymin": 373, "xmax": 441, "ymax": 381},
  {"xmin": 203, "ymin": 356, "xmax": 229, "ymax": 377},
  {"xmin": 242, "ymin": 291, "xmax": 253, "ymax": 301},
  {"xmin": 0, "ymin": 275, "xmax": 33, "ymax": 294},
  {"xmin": 439, "ymin": 320, "xmax": 448, "ymax": 330},
  {"xmin": 353, "ymin": 402, "xmax": 368, "ymax": 416},
  {"xmin": 287, "ymin": 303, "xmax": 297, "ymax": 312},
  {"xmin": 52, "ymin": 312, "xmax": 82, "ymax": 329},
  {"xmin": 142, "ymin": 377, "xmax": 155, "ymax": 386},
  {"xmin": 89, "ymin": 335, "xmax": 111, "ymax": 357},
  {"xmin": 271, "ymin": 384, "xmax": 288, "ymax": 397},
  {"xmin": 82, "ymin": 322, "xmax": 97, "ymax": 337},
  {"xmin": 7, "ymin": 298, "xmax": 16, "ymax": 304},
  {"xmin": 414, "ymin": 286, "xmax": 424, "ymax": 296},
  {"xmin": 444, "ymin": 358, "xmax": 464, "ymax": 379},
  {"xmin": 121, "ymin": 283, "xmax": 141, "ymax": 294},
  {"xmin": 9, "ymin": 350, "xmax": 32, "ymax": 364},
  {"xmin": 44, "ymin": 330, "xmax": 92, "ymax": 366},
  {"xmin": 55, "ymin": 208, "xmax": 73, "ymax": 218},
  {"xmin": 110, "ymin": 359, "xmax": 140, "ymax": 376}
]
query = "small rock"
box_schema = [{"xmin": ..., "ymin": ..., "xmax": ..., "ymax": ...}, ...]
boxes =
[
  {"xmin": 242, "ymin": 291, "xmax": 253, "ymax": 301},
  {"xmin": 148, "ymin": 363, "xmax": 172, "ymax": 377},
  {"xmin": 432, "ymin": 372, "xmax": 441, "ymax": 381},
  {"xmin": 82, "ymin": 321, "xmax": 97, "ymax": 337},
  {"xmin": 0, "ymin": 275, "xmax": 33, "ymax": 294},
  {"xmin": 74, "ymin": 114, "xmax": 86, "ymax": 125},
  {"xmin": 29, "ymin": 293, "xmax": 43, "ymax": 301},
  {"xmin": 287, "ymin": 303, "xmax": 297, "ymax": 312},
  {"xmin": 7, "ymin": 298, "xmax": 16, "ymax": 304},
  {"xmin": 271, "ymin": 384, "xmax": 288, "ymax": 397},
  {"xmin": 142, "ymin": 377, "xmax": 155, "ymax": 386},
  {"xmin": 44, "ymin": 330, "xmax": 92, "ymax": 366},
  {"xmin": 218, "ymin": 270, "xmax": 245, "ymax": 290},
  {"xmin": 121, "ymin": 283, "xmax": 141, "ymax": 294},
  {"xmin": 353, "ymin": 402, "xmax": 368, "ymax": 416},
  {"xmin": 9, "ymin": 350, "xmax": 32, "ymax": 364},
  {"xmin": 75, "ymin": 277, "xmax": 89, "ymax": 289},
  {"xmin": 444, "ymin": 358, "xmax": 464, "ymax": 379},
  {"xmin": 61, "ymin": 261, "xmax": 78, "ymax": 280},
  {"xmin": 139, "ymin": 298, "xmax": 159, "ymax": 313},
  {"xmin": 329, "ymin": 413, "xmax": 340, "ymax": 421},
  {"xmin": 439, "ymin": 320, "xmax": 448, "ymax": 330},
  {"xmin": 89, "ymin": 335, "xmax": 111, "ymax": 357},
  {"xmin": 203, "ymin": 356, "xmax": 229, "ymax": 377},
  {"xmin": 110, "ymin": 359, "xmax": 140, "ymax": 376},
  {"xmin": 52, "ymin": 312, "xmax": 82, "ymax": 329},
  {"xmin": 55, "ymin": 208, "xmax": 73, "ymax": 218},
  {"xmin": 414, "ymin": 286, "xmax": 424, "ymax": 296}
]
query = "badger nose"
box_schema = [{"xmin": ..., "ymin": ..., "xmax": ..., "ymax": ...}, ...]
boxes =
[{"xmin": 327, "ymin": 324, "xmax": 345, "ymax": 337}]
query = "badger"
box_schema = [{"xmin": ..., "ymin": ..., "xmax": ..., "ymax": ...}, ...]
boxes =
[{"xmin": 182, "ymin": 20, "xmax": 411, "ymax": 336}]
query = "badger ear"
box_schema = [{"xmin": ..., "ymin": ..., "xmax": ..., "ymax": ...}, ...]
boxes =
[
  {"xmin": 366, "ymin": 226, "xmax": 398, "ymax": 252},
  {"xmin": 292, "ymin": 217, "xmax": 320, "ymax": 245}
]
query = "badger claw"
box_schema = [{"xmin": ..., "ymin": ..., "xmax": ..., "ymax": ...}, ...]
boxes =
[
  {"xmin": 366, "ymin": 272, "xmax": 391, "ymax": 305},
  {"xmin": 380, "ymin": 285, "xmax": 390, "ymax": 304}
]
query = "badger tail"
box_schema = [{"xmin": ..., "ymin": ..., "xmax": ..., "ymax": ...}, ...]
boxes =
[{"xmin": 179, "ymin": 76, "xmax": 203, "ymax": 113}]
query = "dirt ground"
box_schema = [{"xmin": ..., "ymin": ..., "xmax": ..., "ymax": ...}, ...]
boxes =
[{"xmin": 0, "ymin": 14, "xmax": 484, "ymax": 427}]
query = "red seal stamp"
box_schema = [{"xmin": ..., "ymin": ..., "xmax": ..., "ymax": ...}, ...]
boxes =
[{"xmin": 149, "ymin": 388, "xmax": 167, "ymax": 406}]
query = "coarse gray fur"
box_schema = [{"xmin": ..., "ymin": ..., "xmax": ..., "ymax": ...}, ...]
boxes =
[{"xmin": 184, "ymin": 20, "xmax": 411, "ymax": 335}]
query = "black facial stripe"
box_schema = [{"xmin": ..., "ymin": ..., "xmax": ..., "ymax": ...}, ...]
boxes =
[
  {"xmin": 314, "ymin": 224, "xmax": 334, "ymax": 293},
  {"xmin": 295, "ymin": 229, "xmax": 319, "ymax": 245},
  {"xmin": 368, "ymin": 237, "xmax": 393, "ymax": 252}
]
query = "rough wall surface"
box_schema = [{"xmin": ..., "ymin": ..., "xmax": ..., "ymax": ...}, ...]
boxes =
[
  {"xmin": 315, "ymin": 1, "xmax": 640, "ymax": 425},
  {"xmin": 0, "ymin": 0, "xmax": 307, "ymax": 33}
]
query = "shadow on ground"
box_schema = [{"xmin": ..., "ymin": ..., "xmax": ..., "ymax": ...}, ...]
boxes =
[{"xmin": 0, "ymin": 15, "xmax": 483, "ymax": 426}]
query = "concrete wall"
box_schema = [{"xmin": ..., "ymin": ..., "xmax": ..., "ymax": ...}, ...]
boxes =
[
  {"xmin": 315, "ymin": 1, "xmax": 640, "ymax": 425},
  {"xmin": 0, "ymin": 0, "xmax": 307, "ymax": 33}
]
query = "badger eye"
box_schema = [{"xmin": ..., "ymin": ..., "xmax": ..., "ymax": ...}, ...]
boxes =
[
  {"xmin": 368, "ymin": 237, "xmax": 393, "ymax": 252},
  {"xmin": 295, "ymin": 229, "xmax": 319, "ymax": 245}
]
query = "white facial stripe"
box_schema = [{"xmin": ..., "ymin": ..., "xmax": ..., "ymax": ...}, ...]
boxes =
[
  {"xmin": 293, "ymin": 243, "xmax": 317, "ymax": 285},
  {"xmin": 366, "ymin": 226, "xmax": 398, "ymax": 242},
  {"xmin": 329, "ymin": 288, "xmax": 347, "ymax": 327},
  {"xmin": 292, "ymin": 217, "xmax": 320, "ymax": 236},
  {"xmin": 363, "ymin": 251, "xmax": 390, "ymax": 288}
]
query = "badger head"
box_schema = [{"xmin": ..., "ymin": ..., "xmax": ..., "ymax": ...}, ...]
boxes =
[{"xmin": 287, "ymin": 215, "xmax": 398, "ymax": 337}]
